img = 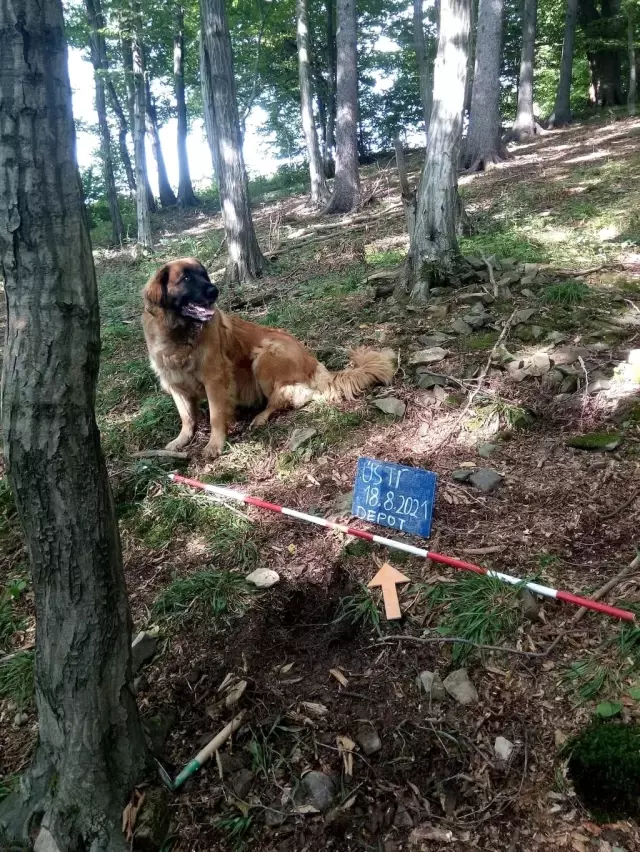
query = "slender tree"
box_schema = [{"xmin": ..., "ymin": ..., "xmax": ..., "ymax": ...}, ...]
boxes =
[
  {"xmin": 200, "ymin": 0, "xmax": 265, "ymax": 282},
  {"xmin": 509, "ymin": 0, "xmax": 541, "ymax": 139},
  {"xmin": 548, "ymin": 0, "xmax": 578, "ymax": 126},
  {"xmin": 325, "ymin": 0, "xmax": 337, "ymax": 171},
  {"xmin": 464, "ymin": 0, "xmax": 505, "ymax": 170},
  {"xmin": 325, "ymin": 0, "xmax": 360, "ymax": 213},
  {"xmin": 85, "ymin": 0, "xmax": 124, "ymax": 243},
  {"xmin": 130, "ymin": 0, "xmax": 154, "ymax": 249},
  {"xmin": 0, "ymin": 0, "xmax": 146, "ymax": 846},
  {"xmin": 145, "ymin": 78, "xmax": 178, "ymax": 208},
  {"xmin": 297, "ymin": 0, "xmax": 329, "ymax": 203},
  {"xmin": 408, "ymin": 0, "xmax": 472, "ymax": 301},
  {"xmin": 121, "ymin": 33, "xmax": 157, "ymax": 212},
  {"xmin": 106, "ymin": 78, "xmax": 137, "ymax": 195},
  {"xmin": 413, "ymin": 0, "xmax": 433, "ymax": 136},
  {"xmin": 628, "ymin": 2, "xmax": 637, "ymax": 115},
  {"xmin": 174, "ymin": 3, "xmax": 199, "ymax": 207}
]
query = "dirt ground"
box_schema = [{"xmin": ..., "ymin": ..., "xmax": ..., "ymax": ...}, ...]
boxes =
[{"xmin": 1, "ymin": 115, "xmax": 640, "ymax": 851}]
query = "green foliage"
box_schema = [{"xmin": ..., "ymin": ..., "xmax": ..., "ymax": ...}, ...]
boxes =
[
  {"xmin": 0, "ymin": 478, "xmax": 21, "ymax": 560},
  {"xmin": 563, "ymin": 659, "xmax": 610, "ymax": 702},
  {"xmin": 335, "ymin": 584, "xmax": 383, "ymax": 636},
  {"xmin": 0, "ymin": 579, "xmax": 28, "ymax": 650},
  {"xmin": 542, "ymin": 281, "xmax": 590, "ymax": 305},
  {"xmin": 566, "ymin": 721, "xmax": 640, "ymax": 821},
  {"xmin": 0, "ymin": 651, "xmax": 35, "ymax": 710},
  {"xmin": 215, "ymin": 813, "xmax": 254, "ymax": 852},
  {"xmin": 153, "ymin": 569, "xmax": 252, "ymax": 626}
]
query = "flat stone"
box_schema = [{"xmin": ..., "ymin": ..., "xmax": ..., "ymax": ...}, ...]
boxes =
[
  {"xmin": 417, "ymin": 332, "xmax": 450, "ymax": 346},
  {"xmin": 443, "ymin": 669, "xmax": 478, "ymax": 705},
  {"xmin": 527, "ymin": 353, "xmax": 551, "ymax": 376},
  {"xmin": 521, "ymin": 589, "xmax": 541, "ymax": 622},
  {"xmin": 231, "ymin": 768, "xmax": 255, "ymax": 799},
  {"xmin": 457, "ymin": 291, "xmax": 491, "ymax": 304},
  {"xmin": 288, "ymin": 427, "xmax": 317, "ymax": 451},
  {"xmin": 393, "ymin": 805, "xmax": 413, "ymax": 829},
  {"xmin": 452, "ymin": 468, "xmax": 473, "ymax": 482},
  {"xmin": 464, "ymin": 256, "xmax": 486, "ymax": 270},
  {"xmin": 560, "ymin": 374, "xmax": 578, "ymax": 394},
  {"xmin": 469, "ymin": 469, "xmax": 503, "ymax": 493},
  {"xmin": 13, "ymin": 712, "xmax": 28, "ymax": 728},
  {"xmin": 409, "ymin": 347, "xmax": 448, "ymax": 365},
  {"xmin": 523, "ymin": 263, "xmax": 539, "ymax": 276},
  {"xmin": 427, "ymin": 304, "xmax": 450, "ymax": 319},
  {"xmin": 542, "ymin": 368, "xmax": 565, "ymax": 390},
  {"xmin": 551, "ymin": 346, "xmax": 589, "ymax": 366},
  {"xmin": 462, "ymin": 313, "xmax": 487, "ymax": 329},
  {"xmin": 451, "ymin": 318, "xmax": 473, "ymax": 335},
  {"xmin": 477, "ymin": 443, "xmax": 498, "ymax": 458},
  {"xmin": 587, "ymin": 377, "xmax": 611, "ymax": 394},
  {"xmin": 374, "ymin": 397, "xmax": 406, "ymax": 417},
  {"xmin": 246, "ymin": 568, "xmax": 280, "ymax": 589},
  {"xmin": 299, "ymin": 771, "xmax": 336, "ymax": 812},
  {"xmin": 417, "ymin": 670, "xmax": 447, "ymax": 702},
  {"xmin": 132, "ymin": 630, "xmax": 159, "ymax": 674},
  {"xmin": 415, "ymin": 371, "xmax": 447, "ymax": 389},
  {"xmin": 494, "ymin": 736, "xmax": 515, "ymax": 761},
  {"xmin": 521, "ymin": 288, "xmax": 538, "ymax": 299},
  {"xmin": 514, "ymin": 308, "xmax": 536, "ymax": 324},
  {"xmin": 356, "ymin": 727, "xmax": 382, "ymax": 756},
  {"xmin": 546, "ymin": 330, "xmax": 567, "ymax": 344},
  {"xmin": 520, "ymin": 275, "xmax": 538, "ymax": 286}
]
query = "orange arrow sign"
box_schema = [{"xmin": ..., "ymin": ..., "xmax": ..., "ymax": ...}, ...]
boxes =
[{"xmin": 368, "ymin": 562, "xmax": 411, "ymax": 620}]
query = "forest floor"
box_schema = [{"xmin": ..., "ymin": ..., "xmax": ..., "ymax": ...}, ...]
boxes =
[{"xmin": 2, "ymin": 114, "xmax": 640, "ymax": 852}]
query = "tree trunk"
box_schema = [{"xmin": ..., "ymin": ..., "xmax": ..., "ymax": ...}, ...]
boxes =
[
  {"xmin": 509, "ymin": 0, "xmax": 541, "ymax": 139},
  {"xmin": 463, "ymin": 0, "xmax": 506, "ymax": 171},
  {"xmin": 548, "ymin": 0, "xmax": 578, "ymax": 125},
  {"xmin": 297, "ymin": 0, "xmax": 329, "ymax": 204},
  {"xmin": 174, "ymin": 4, "xmax": 199, "ymax": 208},
  {"xmin": 105, "ymin": 78, "xmax": 137, "ymax": 196},
  {"xmin": 325, "ymin": 0, "xmax": 360, "ymax": 213},
  {"xmin": 200, "ymin": 0, "xmax": 265, "ymax": 283},
  {"xmin": 325, "ymin": 0, "xmax": 337, "ymax": 173},
  {"xmin": 145, "ymin": 79, "xmax": 178, "ymax": 208},
  {"xmin": 122, "ymin": 35, "xmax": 157, "ymax": 213},
  {"xmin": 578, "ymin": 0, "xmax": 624, "ymax": 108},
  {"xmin": 413, "ymin": 0, "xmax": 434, "ymax": 136},
  {"xmin": 130, "ymin": 5, "xmax": 154, "ymax": 250},
  {"xmin": 0, "ymin": 0, "xmax": 146, "ymax": 848},
  {"xmin": 85, "ymin": 0, "xmax": 124, "ymax": 244},
  {"xmin": 409, "ymin": 0, "xmax": 472, "ymax": 302},
  {"xmin": 629, "ymin": 6, "xmax": 637, "ymax": 114},
  {"xmin": 464, "ymin": 0, "xmax": 476, "ymax": 114}
]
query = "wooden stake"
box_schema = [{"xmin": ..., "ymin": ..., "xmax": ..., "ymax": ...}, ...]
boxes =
[{"xmin": 368, "ymin": 562, "xmax": 410, "ymax": 620}]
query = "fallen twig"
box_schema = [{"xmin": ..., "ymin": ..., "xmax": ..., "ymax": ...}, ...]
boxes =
[
  {"xmin": 601, "ymin": 487, "xmax": 640, "ymax": 521},
  {"xmin": 131, "ymin": 449, "xmax": 189, "ymax": 460},
  {"xmin": 374, "ymin": 634, "xmax": 555, "ymax": 658},
  {"xmin": 571, "ymin": 552, "xmax": 640, "ymax": 625},
  {"xmin": 481, "ymin": 253, "xmax": 498, "ymax": 298}
]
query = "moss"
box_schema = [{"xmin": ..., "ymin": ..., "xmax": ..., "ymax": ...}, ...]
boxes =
[
  {"xmin": 566, "ymin": 721, "xmax": 640, "ymax": 821},
  {"xmin": 566, "ymin": 432, "xmax": 622, "ymax": 451}
]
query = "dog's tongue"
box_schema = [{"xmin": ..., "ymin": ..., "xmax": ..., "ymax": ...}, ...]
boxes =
[{"xmin": 183, "ymin": 304, "xmax": 215, "ymax": 322}]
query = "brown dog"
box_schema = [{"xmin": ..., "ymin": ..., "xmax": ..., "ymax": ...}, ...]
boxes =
[{"xmin": 142, "ymin": 258, "xmax": 396, "ymax": 458}]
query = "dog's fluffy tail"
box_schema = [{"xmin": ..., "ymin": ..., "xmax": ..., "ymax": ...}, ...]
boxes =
[{"xmin": 325, "ymin": 347, "xmax": 396, "ymax": 401}]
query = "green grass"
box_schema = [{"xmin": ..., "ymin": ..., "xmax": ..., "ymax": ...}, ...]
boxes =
[
  {"xmin": 0, "ymin": 478, "xmax": 21, "ymax": 563},
  {"xmin": 563, "ymin": 660, "xmax": 611, "ymax": 703},
  {"xmin": 419, "ymin": 574, "xmax": 522, "ymax": 662},
  {"xmin": 542, "ymin": 281, "xmax": 590, "ymax": 305},
  {"xmin": 153, "ymin": 569, "xmax": 253, "ymax": 626},
  {"xmin": 465, "ymin": 331, "xmax": 500, "ymax": 351},
  {"xmin": 0, "ymin": 579, "xmax": 28, "ymax": 651},
  {"xmin": 334, "ymin": 584, "xmax": 383, "ymax": 636},
  {"xmin": 475, "ymin": 395, "xmax": 535, "ymax": 431},
  {"xmin": 366, "ymin": 248, "xmax": 406, "ymax": 267},
  {"xmin": 215, "ymin": 813, "xmax": 254, "ymax": 852},
  {"xmin": 0, "ymin": 650, "xmax": 35, "ymax": 710},
  {"xmin": 460, "ymin": 229, "xmax": 547, "ymax": 264}
]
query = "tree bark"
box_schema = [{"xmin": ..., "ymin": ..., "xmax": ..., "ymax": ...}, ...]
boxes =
[
  {"xmin": 409, "ymin": 0, "xmax": 472, "ymax": 302},
  {"xmin": 578, "ymin": 0, "xmax": 624, "ymax": 108},
  {"xmin": 145, "ymin": 79, "xmax": 178, "ymax": 208},
  {"xmin": 629, "ymin": 6, "xmax": 637, "ymax": 114},
  {"xmin": 297, "ymin": 0, "xmax": 329, "ymax": 204},
  {"xmin": 548, "ymin": 0, "xmax": 578, "ymax": 125},
  {"xmin": 174, "ymin": 4, "xmax": 199, "ymax": 208},
  {"xmin": 0, "ymin": 0, "xmax": 146, "ymax": 848},
  {"xmin": 509, "ymin": 0, "xmax": 541, "ymax": 139},
  {"xmin": 464, "ymin": 0, "xmax": 506, "ymax": 170},
  {"xmin": 200, "ymin": 0, "xmax": 265, "ymax": 283},
  {"xmin": 413, "ymin": 0, "xmax": 434, "ymax": 136},
  {"xmin": 85, "ymin": 0, "xmax": 124, "ymax": 244},
  {"xmin": 325, "ymin": 0, "xmax": 337, "ymax": 173},
  {"xmin": 105, "ymin": 78, "xmax": 137, "ymax": 196},
  {"xmin": 121, "ymin": 34, "xmax": 156, "ymax": 213},
  {"xmin": 464, "ymin": 0, "xmax": 476, "ymax": 114},
  {"xmin": 325, "ymin": 0, "xmax": 361, "ymax": 213},
  {"xmin": 130, "ymin": 2, "xmax": 154, "ymax": 250}
]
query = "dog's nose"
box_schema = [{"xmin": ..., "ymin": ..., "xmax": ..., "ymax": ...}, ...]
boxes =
[{"xmin": 206, "ymin": 284, "xmax": 218, "ymax": 301}]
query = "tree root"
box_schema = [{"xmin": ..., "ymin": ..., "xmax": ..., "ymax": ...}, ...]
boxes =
[
  {"xmin": 463, "ymin": 148, "xmax": 509, "ymax": 174},
  {"xmin": 504, "ymin": 121, "xmax": 550, "ymax": 143}
]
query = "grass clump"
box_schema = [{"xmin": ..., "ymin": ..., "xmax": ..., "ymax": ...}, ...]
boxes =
[
  {"xmin": 542, "ymin": 280, "xmax": 590, "ymax": 305},
  {"xmin": 420, "ymin": 574, "xmax": 522, "ymax": 662},
  {"xmin": 476, "ymin": 395, "xmax": 535, "ymax": 431},
  {"xmin": 0, "ymin": 650, "xmax": 35, "ymax": 710},
  {"xmin": 153, "ymin": 569, "xmax": 252, "ymax": 626},
  {"xmin": 0, "ymin": 579, "xmax": 28, "ymax": 650},
  {"xmin": 215, "ymin": 812, "xmax": 254, "ymax": 852},
  {"xmin": 334, "ymin": 584, "xmax": 383, "ymax": 636},
  {"xmin": 566, "ymin": 721, "xmax": 640, "ymax": 821},
  {"xmin": 0, "ymin": 478, "xmax": 22, "ymax": 563},
  {"xmin": 563, "ymin": 659, "xmax": 611, "ymax": 702}
]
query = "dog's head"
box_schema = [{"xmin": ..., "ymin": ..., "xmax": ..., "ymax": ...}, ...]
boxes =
[{"xmin": 143, "ymin": 258, "xmax": 219, "ymax": 323}]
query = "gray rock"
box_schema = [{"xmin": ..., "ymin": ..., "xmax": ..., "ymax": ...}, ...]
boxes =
[
  {"xmin": 231, "ymin": 768, "xmax": 255, "ymax": 799},
  {"xmin": 477, "ymin": 443, "xmax": 498, "ymax": 458},
  {"xmin": 13, "ymin": 712, "xmax": 28, "ymax": 728},
  {"xmin": 299, "ymin": 771, "xmax": 336, "ymax": 812},
  {"xmin": 443, "ymin": 669, "xmax": 478, "ymax": 705},
  {"xmin": 469, "ymin": 469, "xmax": 503, "ymax": 493},
  {"xmin": 551, "ymin": 346, "xmax": 589, "ymax": 366},
  {"xmin": 356, "ymin": 727, "xmax": 382, "ymax": 756},
  {"xmin": 393, "ymin": 805, "xmax": 414, "ymax": 829},
  {"xmin": 132, "ymin": 630, "xmax": 159, "ymax": 674},
  {"xmin": 452, "ymin": 318, "xmax": 473, "ymax": 335},
  {"xmin": 470, "ymin": 300, "xmax": 487, "ymax": 314},
  {"xmin": 288, "ymin": 427, "xmax": 317, "ymax": 451},
  {"xmin": 530, "ymin": 325, "xmax": 544, "ymax": 339},
  {"xmin": 417, "ymin": 332, "xmax": 450, "ymax": 347},
  {"xmin": 587, "ymin": 377, "xmax": 611, "ymax": 394},
  {"xmin": 461, "ymin": 313, "xmax": 487, "ymax": 330},
  {"xmin": 494, "ymin": 736, "xmax": 515, "ymax": 761},
  {"xmin": 375, "ymin": 397, "xmax": 406, "ymax": 417},
  {"xmin": 523, "ymin": 263, "xmax": 539, "ymax": 277},
  {"xmin": 514, "ymin": 308, "xmax": 536, "ymax": 325},
  {"xmin": 246, "ymin": 568, "xmax": 280, "ymax": 589},
  {"xmin": 417, "ymin": 670, "xmax": 447, "ymax": 702},
  {"xmin": 415, "ymin": 371, "xmax": 446, "ymax": 389},
  {"xmin": 546, "ymin": 331, "xmax": 567, "ymax": 344},
  {"xmin": 409, "ymin": 347, "xmax": 448, "ymax": 365},
  {"xmin": 427, "ymin": 304, "xmax": 450, "ymax": 319},
  {"xmin": 521, "ymin": 589, "xmax": 541, "ymax": 622},
  {"xmin": 452, "ymin": 468, "xmax": 473, "ymax": 482},
  {"xmin": 542, "ymin": 368, "xmax": 565, "ymax": 390},
  {"xmin": 560, "ymin": 374, "xmax": 579, "ymax": 394},
  {"xmin": 464, "ymin": 256, "xmax": 486, "ymax": 270},
  {"xmin": 520, "ymin": 275, "xmax": 538, "ymax": 286}
]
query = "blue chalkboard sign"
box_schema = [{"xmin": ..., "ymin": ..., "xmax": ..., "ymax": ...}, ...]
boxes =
[{"xmin": 352, "ymin": 457, "xmax": 437, "ymax": 539}]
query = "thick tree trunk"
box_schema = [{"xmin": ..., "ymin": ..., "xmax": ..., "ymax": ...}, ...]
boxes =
[
  {"xmin": 629, "ymin": 8, "xmax": 637, "ymax": 114},
  {"xmin": 122, "ymin": 35, "xmax": 156, "ymax": 213},
  {"xmin": 174, "ymin": 4, "xmax": 199, "ymax": 208},
  {"xmin": 297, "ymin": 0, "xmax": 329, "ymax": 204},
  {"xmin": 548, "ymin": 0, "xmax": 578, "ymax": 125},
  {"xmin": 325, "ymin": 0, "xmax": 360, "ymax": 213},
  {"xmin": 464, "ymin": 0, "xmax": 476, "ymax": 114},
  {"xmin": 464, "ymin": 0, "xmax": 506, "ymax": 170},
  {"xmin": 413, "ymin": 0, "xmax": 434, "ymax": 136},
  {"xmin": 509, "ymin": 0, "xmax": 541, "ymax": 140},
  {"xmin": 200, "ymin": 0, "xmax": 265, "ymax": 283},
  {"xmin": 0, "ymin": 0, "xmax": 146, "ymax": 848},
  {"xmin": 325, "ymin": 0, "xmax": 337, "ymax": 172},
  {"xmin": 105, "ymin": 78, "xmax": 137, "ymax": 196},
  {"xmin": 579, "ymin": 0, "xmax": 624, "ymax": 108},
  {"xmin": 85, "ymin": 0, "xmax": 124, "ymax": 244},
  {"xmin": 130, "ymin": 7, "xmax": 154, "ymax": 250},
  {"xmin": 145, "ymin": 79, "xmax": 178, "ymax": 208},
  {"xmin": 409, "ymin": 0, "xmax": 472, "ymax": 302}
]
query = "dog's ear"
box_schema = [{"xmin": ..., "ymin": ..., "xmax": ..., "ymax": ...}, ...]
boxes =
[{"xmin": 144, "ymin": 264, "xmax": 169, "ymax": 313}]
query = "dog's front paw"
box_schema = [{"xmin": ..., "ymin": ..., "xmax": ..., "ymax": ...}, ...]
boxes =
[
  {"xmin": 202, "ymin": 439, "xmax": 224, "ymax": 460},
  {"xmin": 166, "ymin": 437, "xmax": 190, "ymax": 452}
]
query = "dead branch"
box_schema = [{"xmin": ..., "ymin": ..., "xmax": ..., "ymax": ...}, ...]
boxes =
[
  {"xmin": 131, "ymin": 449, "xmax": 189, "ymax": 460},
  {"xmin": 571, "ymin": 552, "xmax": 640, "ymax": 625},
  {"xmin": 481, "ymin": 253, "xmax": 498, "ymax": 298},
  {"xmin": 601, "ymin": 487, "xmax": 640, "ymax": 521}
]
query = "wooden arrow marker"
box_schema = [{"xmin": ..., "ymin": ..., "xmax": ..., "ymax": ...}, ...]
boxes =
[{"xmin": 368, "ymin": 562, "xmax": 411, "ymax": 620}]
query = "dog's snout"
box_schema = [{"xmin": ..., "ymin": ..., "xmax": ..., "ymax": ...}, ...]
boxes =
[{"xmin": 206, "ymin": 283, "xmax": 218, "ymax": 302}]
